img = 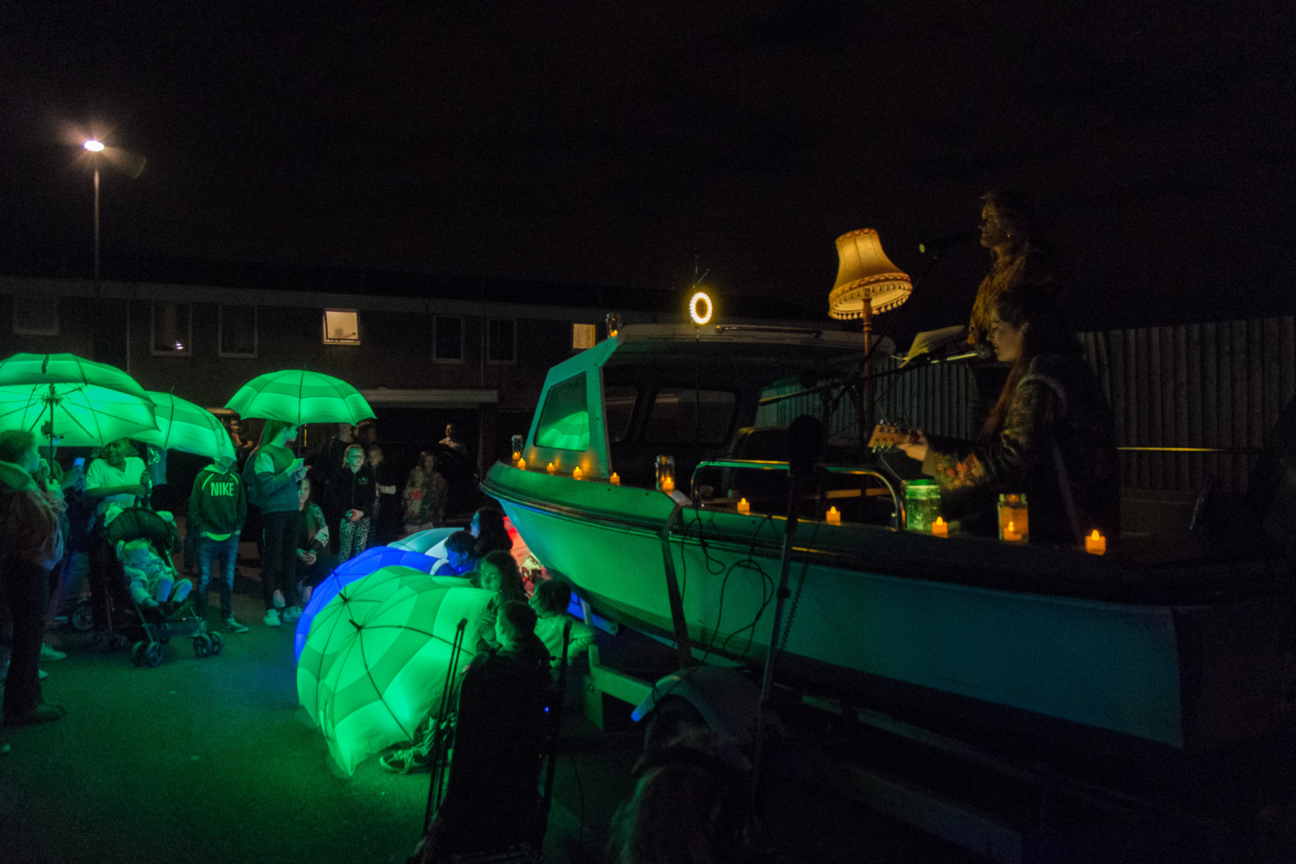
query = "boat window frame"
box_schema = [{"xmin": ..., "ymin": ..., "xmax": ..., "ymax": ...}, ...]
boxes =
[
  {"xmin": 641, "ymin": 385, "xmax": 739, "ymax": 446},
  {"xmin": 602, "ymin": 384, "xmax": 639, "ymax": 444}
]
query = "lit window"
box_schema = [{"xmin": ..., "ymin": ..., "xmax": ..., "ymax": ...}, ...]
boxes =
[
  {"xmin": 323, "ymin": 309, "xmax": 360, "ymax": 345},
  {"xmin": 151, "ymin": 302, "xmax": 192, "ymax": 355},
  {"xmin": 434, "ymin": 316, "xmax": 463, "ymax": 362},
  {"xmin": 536, "ymin": 373, "xmax": 590, "ymax": 451},
  {"xmin": 12, "ymin": 296, "xmax": 59, "ymax": 336},
  {"xmin": 219, "ymin": 305, "xmax": 257, "ymax": 358},
  {"xmin": 488, "ymin": 319, "xmax": 515, "ymax": 364},
  {"xmin": 572, "ymin": 323, "xmax": 596, "ymax": 350},
  {"xmin": 644, "ymin": 388, "xmax": 736, "ymax": 444}
]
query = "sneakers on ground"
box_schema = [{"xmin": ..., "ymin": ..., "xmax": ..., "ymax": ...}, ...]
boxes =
[
  {"xmin": 273, "ymin": 589, "xmax": 285, "ymax": 609},
  {"xmin": 379, "ymin": 747, "xmax": 432, "ymax": 774},
  {"xmin": 263, "ymin": 608, "xmax": 281, "ymax": 627},
  {"xmin": 3, "ymin": 703, "xmax": 66, "ymax": 727},
  {"xmin": 220, "ymin": 616, "xmax": 250, "ymax": 633},
  {"xmin": 281, "ymin": 605, "xmax": 303, "ymax": 623},
  {"xmin": 39, "ymin": 643, "xmax": 67, "ymax": 662}
]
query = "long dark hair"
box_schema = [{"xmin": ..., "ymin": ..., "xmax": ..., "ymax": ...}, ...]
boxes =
[
  {"xmin": 980, "ymin": 287, "xmax": 1081, "ymax": 441},
  {"xmin": 473, "ymin": 506, "xmax": 512, "ymax": 558}
]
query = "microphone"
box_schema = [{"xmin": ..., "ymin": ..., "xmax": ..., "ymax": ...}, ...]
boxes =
[
  {"xmin": 918, "ymin": 230, "xmax": 978, "ymax": 255},
  {"xmin": 929, "ymin": 342, "xmax": 995, "ymax": 364}
]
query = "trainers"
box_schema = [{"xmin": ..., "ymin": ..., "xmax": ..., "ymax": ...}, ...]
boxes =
[
  {"xmin": 281, "ymin": 605, "xmax": 303, "ymax": 623},
  {"xmin": 4, "ymin": 704, "xmax": 66, "ymax": 727},
  {"xmin": 263, "ymin": 609, "xmax": 281, "ymax": 627},
  {"xmin": 273, "ymin": 589, "xmax": 285, "ymax": 609},
  {"xmin": 379, "ymin": 747, "xmax": 432, "ymax": 774},
  {"xmin": 40, "ymin": 643, "xmax": 67, "ymax": 662},
  {"xmin": 221, "ymin": 616, "xmax": 250, "ymax": 633}
]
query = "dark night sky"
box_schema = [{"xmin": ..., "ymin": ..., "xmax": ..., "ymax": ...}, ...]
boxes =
[{"xmin": 2, "ymin": 1, "xmax": 1294, "ymax": 335}]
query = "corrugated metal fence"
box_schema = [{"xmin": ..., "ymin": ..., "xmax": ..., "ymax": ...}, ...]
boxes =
[{"xmin": 757, "ymin": 316, "xmax": 1296, "ymax": 494}]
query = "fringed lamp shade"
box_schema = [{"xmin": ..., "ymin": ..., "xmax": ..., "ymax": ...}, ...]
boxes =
[{"xmin": 829, "ymin": 229, "xmax": 912, "ymax": 320}]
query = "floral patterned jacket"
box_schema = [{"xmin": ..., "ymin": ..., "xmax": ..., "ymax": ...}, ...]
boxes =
[{"xmin": 922, "ymin": 352, "xmax": 1119, "ymax": 543}]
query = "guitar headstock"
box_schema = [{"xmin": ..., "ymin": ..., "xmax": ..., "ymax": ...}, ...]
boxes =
[{"xmin": 868, "ymin": 422, "xmax": 911, "ymax": 452}]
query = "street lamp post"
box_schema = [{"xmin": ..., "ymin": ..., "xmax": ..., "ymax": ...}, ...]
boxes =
[{"xmin": 83, "ymin": 139, "xmax": 104, "ymax": 289}]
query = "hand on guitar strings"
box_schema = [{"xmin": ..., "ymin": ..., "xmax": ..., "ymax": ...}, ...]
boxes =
[{"xmin": 896, "ymin": 429, "xmax": 929, "ymax": 463}]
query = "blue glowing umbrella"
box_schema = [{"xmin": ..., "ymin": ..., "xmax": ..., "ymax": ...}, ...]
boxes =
[
  {"xmin": 294, "ymin": 545, "xmax": 439, "ymax": 660},
  {"xmin": 388, "ymin": 526, "xmax": 456, "ymax": 555}
]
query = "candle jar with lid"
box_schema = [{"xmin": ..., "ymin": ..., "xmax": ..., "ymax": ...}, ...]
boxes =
[
  {"xmin": 998, "ymin": 493, "xmax": 1029, "ymax": 544},
  {"xmin": 655, "ymin": 455, "xmax": 676, "ymax": 493},
  {"xmin": 904, "ymin": 479, "xmax": 941, "ymax": 533}
]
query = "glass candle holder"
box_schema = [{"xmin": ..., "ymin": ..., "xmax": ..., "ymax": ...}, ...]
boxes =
[
  {"xmin": 904, "ymin": 479, "xmax": 941, "ymax": 533},
  {"xmin": 656, "ymin": 455, "xmax": 676, "ymax": 493},
  {"xmin": 998, "ymin": 494, "xmax": 1029, "ymax": 544},
  {"xmin": 511, "ymin": 434, "xmax": 524, "ymax": 463}
]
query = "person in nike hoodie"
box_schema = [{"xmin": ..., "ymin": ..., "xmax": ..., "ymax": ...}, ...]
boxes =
[{"xmin": 188, "ymin": 454, "xmax": 248, "ymax": 632}]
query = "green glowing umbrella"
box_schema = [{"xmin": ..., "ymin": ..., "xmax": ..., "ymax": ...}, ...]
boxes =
[
  {"xmin": 225, "ymin": 369, "xmax": 374, "ymax": 425},
  {"xmin": 135, "ymin": 391, "xmax": 234, "ymax": 461},
  {"xmin": 296, "ymin": 566, "xmax": 494, "ymax": 775},
  {"xmin": 535, "ymin": 410, "xmax": 590, "ymax": 451},
  {"xmin": 0, "ymin": 352, "xmax": 157, "ymax": 448}
]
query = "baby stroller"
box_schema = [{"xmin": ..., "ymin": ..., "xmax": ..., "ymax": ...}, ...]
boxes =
[{"xmin": 70, "ymin": 506, "xmax": 221, "ymax": 667}]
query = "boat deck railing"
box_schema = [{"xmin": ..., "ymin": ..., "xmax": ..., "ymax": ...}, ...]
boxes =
[{"xmin": 689, "ymin": 459, "xmax": 903, "ymax": 530}]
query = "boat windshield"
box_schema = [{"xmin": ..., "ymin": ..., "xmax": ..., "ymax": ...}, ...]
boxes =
[
  {"xmin": 535, "ymin": 372, "xmax": 591, "ymax": 451},
  {"xmin": 643, "ymin": 388, "xmax": 736, "ymax": 444}
]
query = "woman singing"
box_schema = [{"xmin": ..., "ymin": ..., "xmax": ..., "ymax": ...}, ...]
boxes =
[{"xmin": 898, "ymin": 286, "xmax": 1119, "ymax": 544}]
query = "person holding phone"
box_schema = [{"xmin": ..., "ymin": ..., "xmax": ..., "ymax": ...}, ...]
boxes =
[
  {"xmin": 332, "ymin": 444, "xmax": 374, "ymax": 562},
  {"xmin": 243, "ymin": 420, "xmax": 308, "ymax": 627}
]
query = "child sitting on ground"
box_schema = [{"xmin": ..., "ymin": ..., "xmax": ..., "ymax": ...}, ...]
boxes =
[
  {"xmin": 474, "ymin": 550, "xmax": 527, "ymax": 653},
  {"xmin": 117, "ymin": 538, "xmax": 192, "ymax": 607},
  {"xmin": 430, "ymin": 529, "xmax": 476, "ymax": 577},
  {"xmin": 529, "ymin": 578, "xmax": 596, "ymax": 674}
]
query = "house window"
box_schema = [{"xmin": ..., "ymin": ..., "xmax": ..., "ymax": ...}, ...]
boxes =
[
  {"xmin": 12, "ymin": 296, "xmax": 59, "ymax": 336},
  {"xmin": 487, "ymin": 318, "xmax": 516, "ymax": 364},
  {"xmin": 572, "ymin": 323, "xmax": 596, "ymax": 350},
  {"xmin": 151, "ymin": 302, "xmax": 192, "ymax": 355},
  {"xmin": 323, "ymin": 309, "xmax": 360, "ymax": 345},
  {"xmin": 219, "ymin": 305, "xmax": 257, "ymax": 358},
  {"xmin": 643, "ymin": 388, "xmax": 736, "ymax": 444},
  {"xmin": 434, "ymin": 316, "xmax": 463, "ymax": 362}
]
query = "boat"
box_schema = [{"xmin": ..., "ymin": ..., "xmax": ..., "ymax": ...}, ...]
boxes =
[{"xmin": 481, "ymin": 323, "xmax": 1293, "ymax": 756}]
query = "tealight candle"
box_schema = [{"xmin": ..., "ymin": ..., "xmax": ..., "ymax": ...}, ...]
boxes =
[
  {"xmin": 931, "ymin": 517, "xmax": 948, "ymax": 537},
  {"xmin": 1085, "ymin": 529, "xmax": 1107, "ymax": 555},
  {"xmin": 609, "ymin": 472, "xmax": 620, "ymax": 485},
  {"xmin": 572, "ymin": 466, "xmax": 583, "ymax": 480},
  {"xmin": 547, "ymin": 462, "xmax": 556, "ymax": 474},
  {"xmin": 661, "ymin": 477, "xmax": 675, "ymax": 493},
  {"xmin": 826, "ymin": 506, "xmax": 841, "ymax": 525},
  {"xmin": 516, "ymin": 458, "xmax": 526, "ymax": 470},
  {"xmin": 736, "ymin": 498, "xmax": 750, "ymax": 515},
  {"xmin": 1003, "ymin": 520, "xmax": 1022, "ymax": 543}
]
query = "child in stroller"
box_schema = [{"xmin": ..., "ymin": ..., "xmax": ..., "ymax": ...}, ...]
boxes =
[{"xmin": 75, "ymin": 504, "xmax": 222, "ymax": 666}]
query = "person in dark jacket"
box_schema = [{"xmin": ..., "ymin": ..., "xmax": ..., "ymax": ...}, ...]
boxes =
[
  {"xmin": 0, "ymin": 430, "xmax": 67, "ymax": 726},
  {"xmin": 243, "ymin": 420, "xmax": 308, "ymax": 627},
  {"xmin": 293, "ymin": 475, "xmax": 334, "ymax": 604},
  {"xmin": 898, "ymin": 286, "xmax": 1119, "ymax": 544},
  {"xmin": 188, "ymin": 454, "xmax": 249, "ymax": 632},
  {"xmin": 332, "ymin": 444, "xmax": 374, "ymax": 562},
  {"xmin": 314, "ymin": 423, "xmax": 355, "ymax": 555},
  {"xmin": 366, "ymin": 445, "xmax": 401, "ymax": 547}
]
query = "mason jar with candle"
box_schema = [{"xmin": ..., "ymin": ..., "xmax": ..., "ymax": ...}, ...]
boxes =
[
  {"xmin": 903, "ymin": 479, "xmax": 941, "ymax": 533},
  {"xmin": 998, "ymin": 493, "xmax": 1029, "ymax": 544},
  {"xmin": 655, "ymin": 455, "xmax": 676, "ymax": 493},
  {"xmin": 511, "ymin": 434, "xmax": 524, "ymax": 463}
]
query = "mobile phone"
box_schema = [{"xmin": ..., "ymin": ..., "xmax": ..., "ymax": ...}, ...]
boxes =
[{"xmin": 73, "ymin": 457, "xmax": 85, "ymax": 469}]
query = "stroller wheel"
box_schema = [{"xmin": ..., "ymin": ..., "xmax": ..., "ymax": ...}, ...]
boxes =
[
  {"xmin": 192, "ymin": 635, "xmax": 211, "ymax": 658},
  {"xmin": 131, "ymin": 641, "xmax": 146, "ymax": 666},
  {"xmin": 70, "ymin": 599, "xmax": 95, "ymax": 633},
  {"xmin": 144, "ymin": 642, "xmax": 164, "ymax": 668},
  {"xmin": 209, "ymin": 633, "xmax": 224, "ymax": 655}
]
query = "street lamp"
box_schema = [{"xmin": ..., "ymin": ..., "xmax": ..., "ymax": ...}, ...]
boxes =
[{"xmin": 83, "ymin": 139, "xmax": 105, "ymax": 287}]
